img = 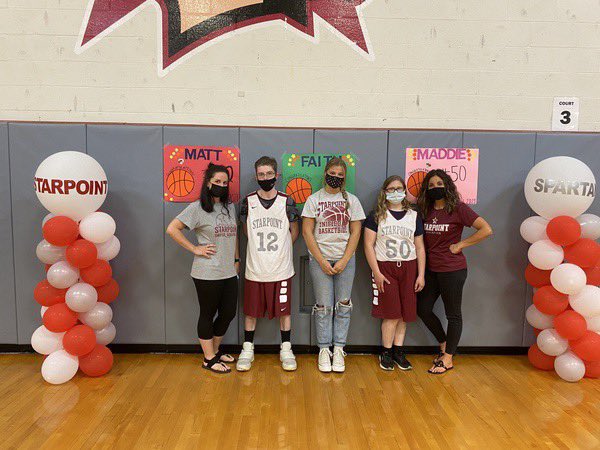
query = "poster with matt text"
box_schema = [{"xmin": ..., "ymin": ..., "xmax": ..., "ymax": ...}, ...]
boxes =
[
  {"xmin": 163, "ymin": 146, "xmax": 240, "ymax": 203},
  {"xmin": 281, "ymin": 153, "xmax": 357, "ymax": 212},
  {"xmin": 405, "ymin": 148, "xmax": 479, "ymax": 204}
]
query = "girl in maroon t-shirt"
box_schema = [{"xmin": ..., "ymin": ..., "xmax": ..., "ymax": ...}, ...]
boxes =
[{"xmin": 417, "ymin": 169, "xmax": 493, "ymax": 374}]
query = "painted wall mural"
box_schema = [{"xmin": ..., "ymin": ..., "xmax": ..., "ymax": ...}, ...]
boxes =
[{"xmin": 77, "ymin": 0, "xmax": 373, "ymax": 75}]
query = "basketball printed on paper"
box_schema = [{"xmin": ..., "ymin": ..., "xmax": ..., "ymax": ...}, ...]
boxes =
[
  {"xmin": 282, "ymin": 153, "xmax": 357, "ymax": 212},
  {"xmin": 163, "ymin": 146, "xmax": 240, "ymax": 203},
  {"xmin": 405, "ymin": 148, "xmax": 479, "ymax": 204}
]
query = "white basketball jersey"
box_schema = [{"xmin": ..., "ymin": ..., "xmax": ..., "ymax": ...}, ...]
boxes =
[
  {"xmin": 245, "ymin": 192, "xmax": 294, "ymax": 282},
  {"xmin": 375, "ymin": 209, "xmax": 418, "ymax": 262}
]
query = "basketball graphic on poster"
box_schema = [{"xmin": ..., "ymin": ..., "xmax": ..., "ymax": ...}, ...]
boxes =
[
  {"xmin": 286, "ymin": 177, "xmax": 312, "ymax": 204},
  {"xmin": 166, "ymin": 167, "xmax": 195, "ymax": 197},
  {"xmin": 407, "ymin": 170, "xmax": 427, "ymax": 197}
]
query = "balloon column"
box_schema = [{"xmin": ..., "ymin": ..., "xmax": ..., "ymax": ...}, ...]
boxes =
[
  {"xmin": 31, "ymin": 151, "xmax": 120, "ymax": 384},
  {"xmin": 522, "ymin": 156, "xmax": 600, "ymax": 382}
]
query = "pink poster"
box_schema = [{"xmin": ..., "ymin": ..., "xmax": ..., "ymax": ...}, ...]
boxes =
[{"xmin": 405, "ymin": 148, "xmax": 479, "ymax": 204}]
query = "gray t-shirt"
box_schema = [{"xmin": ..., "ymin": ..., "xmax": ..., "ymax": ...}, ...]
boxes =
[
  {"xmin": 301, "ymin": 188, "xmax": 366, "ymax": 260},
  {"xmin": 176, "ymin": 202, "xmax": 237, "ymax": 280}
]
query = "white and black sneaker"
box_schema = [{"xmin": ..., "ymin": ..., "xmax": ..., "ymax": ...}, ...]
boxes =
[
  {"xmin": 379, "ymin": 350, "xmax": 394, "ymax": 371},
  {"xmin": 393, "ymin": 351, "xmax": 412, "ymax": 371},
  {"xmin": 318, "ymin": 347, "xmax": 332, "ymax": 372}
]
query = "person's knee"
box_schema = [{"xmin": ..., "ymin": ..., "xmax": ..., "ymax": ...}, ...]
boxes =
[
  {"xmin": 312, "ymin": 304, "xmax": 333, "ymax": 317},
  {"xmin": 335, "ymin": 299, "xmax": 353, "ymax": 316},
  {"xmin": 417, "ymin": 302, "xmax": 431, "ymax": 318}
]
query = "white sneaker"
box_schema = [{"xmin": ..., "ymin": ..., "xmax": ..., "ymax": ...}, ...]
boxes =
[
  {"xmin": 332, "ymin": 346, "xmax": 346, "ymax": 373},
  {"xmin": 280, "ymin": 342, "xmax": 297, "ymax": 371},
  {"xmin": 318, "ymin": 348, "xmax": 333, "ymax": 373},
  {"xmin": 236, "ymin": 342, "xmax": 254, "ymax": 371}
]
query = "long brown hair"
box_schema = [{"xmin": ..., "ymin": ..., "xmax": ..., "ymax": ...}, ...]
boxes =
[
  {"xmin": 323, "ymin": 157, "xmax": 349, "ymax": 210},
  {"xmin": 374, "ymin": 175, "xmax": 412, "ymax": 224},
  {"xmin": 416, "ymin": 169, "xmax": 461, "ymax": 217}
]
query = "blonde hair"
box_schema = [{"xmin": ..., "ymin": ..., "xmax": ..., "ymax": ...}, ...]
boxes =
[
  {"xmin": 374, "ymin": 175, "xmax": 412, "ymax": 224},
  {"xmin": 323, "ymin": 157, "xmax": 350, "ymax": 211}
]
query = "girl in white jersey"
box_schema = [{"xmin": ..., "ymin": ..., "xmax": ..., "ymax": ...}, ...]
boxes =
[{"xmin": 363, "ymin": 175, "xmax": 426, "ymax": 371}]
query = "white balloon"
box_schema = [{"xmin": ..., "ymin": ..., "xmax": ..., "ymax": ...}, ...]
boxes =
[
  {"xmin": 31, "ymin": 325, "xmax": 64, "ymax": 355},
  {"xmin": 42, "ymin": 213, "xmax": 54, "ymax": 227},
  {"xmin": 551, "ymin": 263, "xmax": 587, "ymax": 295},
  {"xmin": 554, "ymin": 351, "xmax": 586, "ymax": 382},
  {"xmin": 537, "ymin": 328, "xmax": 569, "ymax": 356},
  {"xmin": 79, "ymin": 212, "xmax": 116, "ymax": 244},
  {"xmin": 528, "ymin": 240, "xmax": 564, "ymax": 270},
  {"xmin": 36, "ymin": 239, "xmax": 66, "ymax": 265},
  {"xmin": 79, "ymin": 302, "xmax": 113, "ymax": 330},
  {"xmin": 577, "ymin": 213, "xmax": 600, "ymax": 240},
  {"xmin": 524, "ymin": 156, "xmax": 596, "ymax": 219},
  {"xmin": 40, "ymin": 306, "xmax": 48, "ymax": 318},
  {"xmin": 94, "ymin": 322, "xmax": 116, "ymax": 346},
  {"xmin": 520, "ymin": 216, "xmax": 549, "ymax": 244},
  {"xmin": 35, "ymin": 151, "xmax": 107, "ymax": 221},
  {"xmin": 65, "ymin": 282, "xmax": 98, "ymax": 313},
  {"xmin": 585, "ymin": 315, "xmax": 600, "ymax": 332},
  {"xmin": 526, "ymin": 304, "xmax": 554, "ymax": 330},
  {"xmin": 569, "ymin": 285, "xmax": 600, "ymax": 318},
  {"xmin": 41, "ymin": 350, "xmax": 79, "ymax": 385},
  {"xmin": 95, "ymin": 235, "xmax": 120, "ymax": 261},
  {"xmin": 46, "ymin": 261, "xmax": 80, "ymax": 289}
]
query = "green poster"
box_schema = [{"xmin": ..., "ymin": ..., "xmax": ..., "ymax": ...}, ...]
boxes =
[{"xmin": 281, "ymin": 153, "xmax": 357, "ymax": 211}]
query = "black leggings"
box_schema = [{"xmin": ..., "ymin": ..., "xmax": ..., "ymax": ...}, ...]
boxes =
[
  {"xmin": 417, "ymin": 269, "xmax": 467, "ymax": 355},
  {"xmin": 193, "ymin": 277, "xmax": 238, "ymax": 340}
]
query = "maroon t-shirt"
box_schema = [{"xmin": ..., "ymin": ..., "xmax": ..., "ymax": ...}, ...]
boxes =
[{"xmin": 423, "ymin": 202, "xmax": 479, "ymax": 272}]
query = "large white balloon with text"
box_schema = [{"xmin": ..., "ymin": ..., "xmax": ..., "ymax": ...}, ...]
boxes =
[{"xmin": 34, "ymin": 151, "xmax": 107, "ymax": 221}]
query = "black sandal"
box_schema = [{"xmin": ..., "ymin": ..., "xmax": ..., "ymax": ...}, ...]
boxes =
[
  {"xmin": 215, "ymin": 350, "xmax": 235, "ymax": 363},
  {"xmin": 433, "ymin": 351, "xmax": 444, "ymax": 363},
  {"xmin": 428, "ymin": 360, "xmax": 453, "ymax": 374},
  {"xmin": 202, "ymin": 355, "xmax": 231, "ymax": 374}
]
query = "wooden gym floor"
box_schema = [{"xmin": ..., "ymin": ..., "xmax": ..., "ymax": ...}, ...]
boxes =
[{"xmin": 0, "ymin": 353, "xmax": 599, "ymax": 449}]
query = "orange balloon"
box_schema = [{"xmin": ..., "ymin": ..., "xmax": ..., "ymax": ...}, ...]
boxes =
[
  {"xmin": 546, "ymin": 216, "xmax": 581, "ymax": 246},
  {"xmin": 97, "ymin": 278, "xmax": 119, "ymax": 304},
  {"xmin": 533, "ymin": 328, "xmax": 542, "ymax": 337},
  {"xmin": 43, "ymin": 303, "xmax": 78, "ymax": 333},
  {"xmin": 584, "ymin": 360, "xmax": 600, "ymax": 378},
  {"xmin": 533, "ymin": 286, "xmax": 569, "ymax": 315},
  {"xmin": 34, "ymin": 280, "xmax": 66, "ymax": 307},
  {"xmin": 79, "ymin": 344, "xmax": 113, "ymax": 377},
  {"xmin": 525, "ymin": 264, "xmax": 551, "ymax": 288},
  {"xmin": 43, "ymin": 216, "xmax": 79, "ymax": 246},
  {"xmin": 63, "ymin": 325, "xmax": 96, "ymax": 356},
  {"xmin": 554, "ymin": 310, "xmax": 587, "ymax": 340},
  {"xmin": 66, "ymin": 239, "xmax": 97, "ymax": 269},
  {"xmin": 570, "ymin": 331, "xmax": 600, "ymax": 362},
  {"xmin": 564, "ymin": 239, "xmax": 600, "ymax": 268},
  {"xmin": 528, "ymin": 344, "xmax": 555, "ymax": 371},
  {"xmin": 80, "ymin": 259, "xmax": 112, "ymax": 287}
]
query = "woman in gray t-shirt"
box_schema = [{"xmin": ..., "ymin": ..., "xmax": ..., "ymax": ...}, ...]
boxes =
[{"xmin": 166, "ymin": 163, "xmax": 239, "ymax": 374}]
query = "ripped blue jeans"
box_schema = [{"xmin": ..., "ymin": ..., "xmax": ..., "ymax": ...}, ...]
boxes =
[{"xmin": 309, "ymin": 255, "xmax": 355, "ymax": 348}]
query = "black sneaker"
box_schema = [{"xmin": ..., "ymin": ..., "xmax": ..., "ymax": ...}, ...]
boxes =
[
  {"xmin": 393, "ymin": 352, "xmax": 412, "ymax": 371},
  {"xmin": 379, "ymin": 350, "xmax": 394, "ymax": 371}
]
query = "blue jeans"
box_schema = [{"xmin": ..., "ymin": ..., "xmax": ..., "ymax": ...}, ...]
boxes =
[{"xmin": 309, "ymin": 255, "xmax": 355, "ymax": 348}]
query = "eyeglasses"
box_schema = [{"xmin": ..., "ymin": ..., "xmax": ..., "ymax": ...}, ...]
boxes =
[
  {"xmin": 257, "ymin": 171, "xmax": 276, "ymax": 180},
  {"xmin": 385, "ymin": 187, "xmax": 405, "ymax": 194}
]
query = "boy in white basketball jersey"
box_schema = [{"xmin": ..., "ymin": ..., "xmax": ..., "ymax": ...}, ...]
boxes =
[{"xmin": 237, "ymin": 156, "xmax": 300, "ymax": 371}]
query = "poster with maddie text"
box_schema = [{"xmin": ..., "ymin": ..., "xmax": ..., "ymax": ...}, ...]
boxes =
[
  {"xmin": 405, "ymin": 148, "xmax": 479, "ymax": 204},
  {"xmin": 281, "ymin": 153, "xmax": 357, "ymax": 212},
  {"xmin": 163, "ymin": 146, "xmax": 240, "ymax": 203}
]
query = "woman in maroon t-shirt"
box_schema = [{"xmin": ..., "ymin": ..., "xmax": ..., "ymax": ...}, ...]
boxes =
[{"xmin": 417, "ymin": 169, "xmax": 493, "ymax": 374}]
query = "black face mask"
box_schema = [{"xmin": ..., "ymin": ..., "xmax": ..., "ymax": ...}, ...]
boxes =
[
  {"xmin": 427, "ymin": 187, "xmax": 446, "ymax": 200},
  {"xmin": 258, "ymin": 177, "xmax": 276, "ymax": 192},
  {"xmin": 209, "ymin": 184, "xmax": 228, "ymax": 198},
  {"xmin": 325, "ymin": 174, "xmax": 344, "ymax": 189}
]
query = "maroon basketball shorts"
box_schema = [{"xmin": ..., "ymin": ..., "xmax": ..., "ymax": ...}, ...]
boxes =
[
  {"xmin": 371, "ymin": 260, "xmax": 417, "ymax": 321},
  {"xmin": 244, "ymin": 277, "xmax": 293, "ymax": 319}
]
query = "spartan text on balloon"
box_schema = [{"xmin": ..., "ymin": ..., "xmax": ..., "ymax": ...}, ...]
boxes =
[
  {"xmin": 533, "ymin": 178, "xmax": 595, "ymax": 197},
  {"xmin": 34, "ymin": 177, "xmax": 108, "ymax": 195}
]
